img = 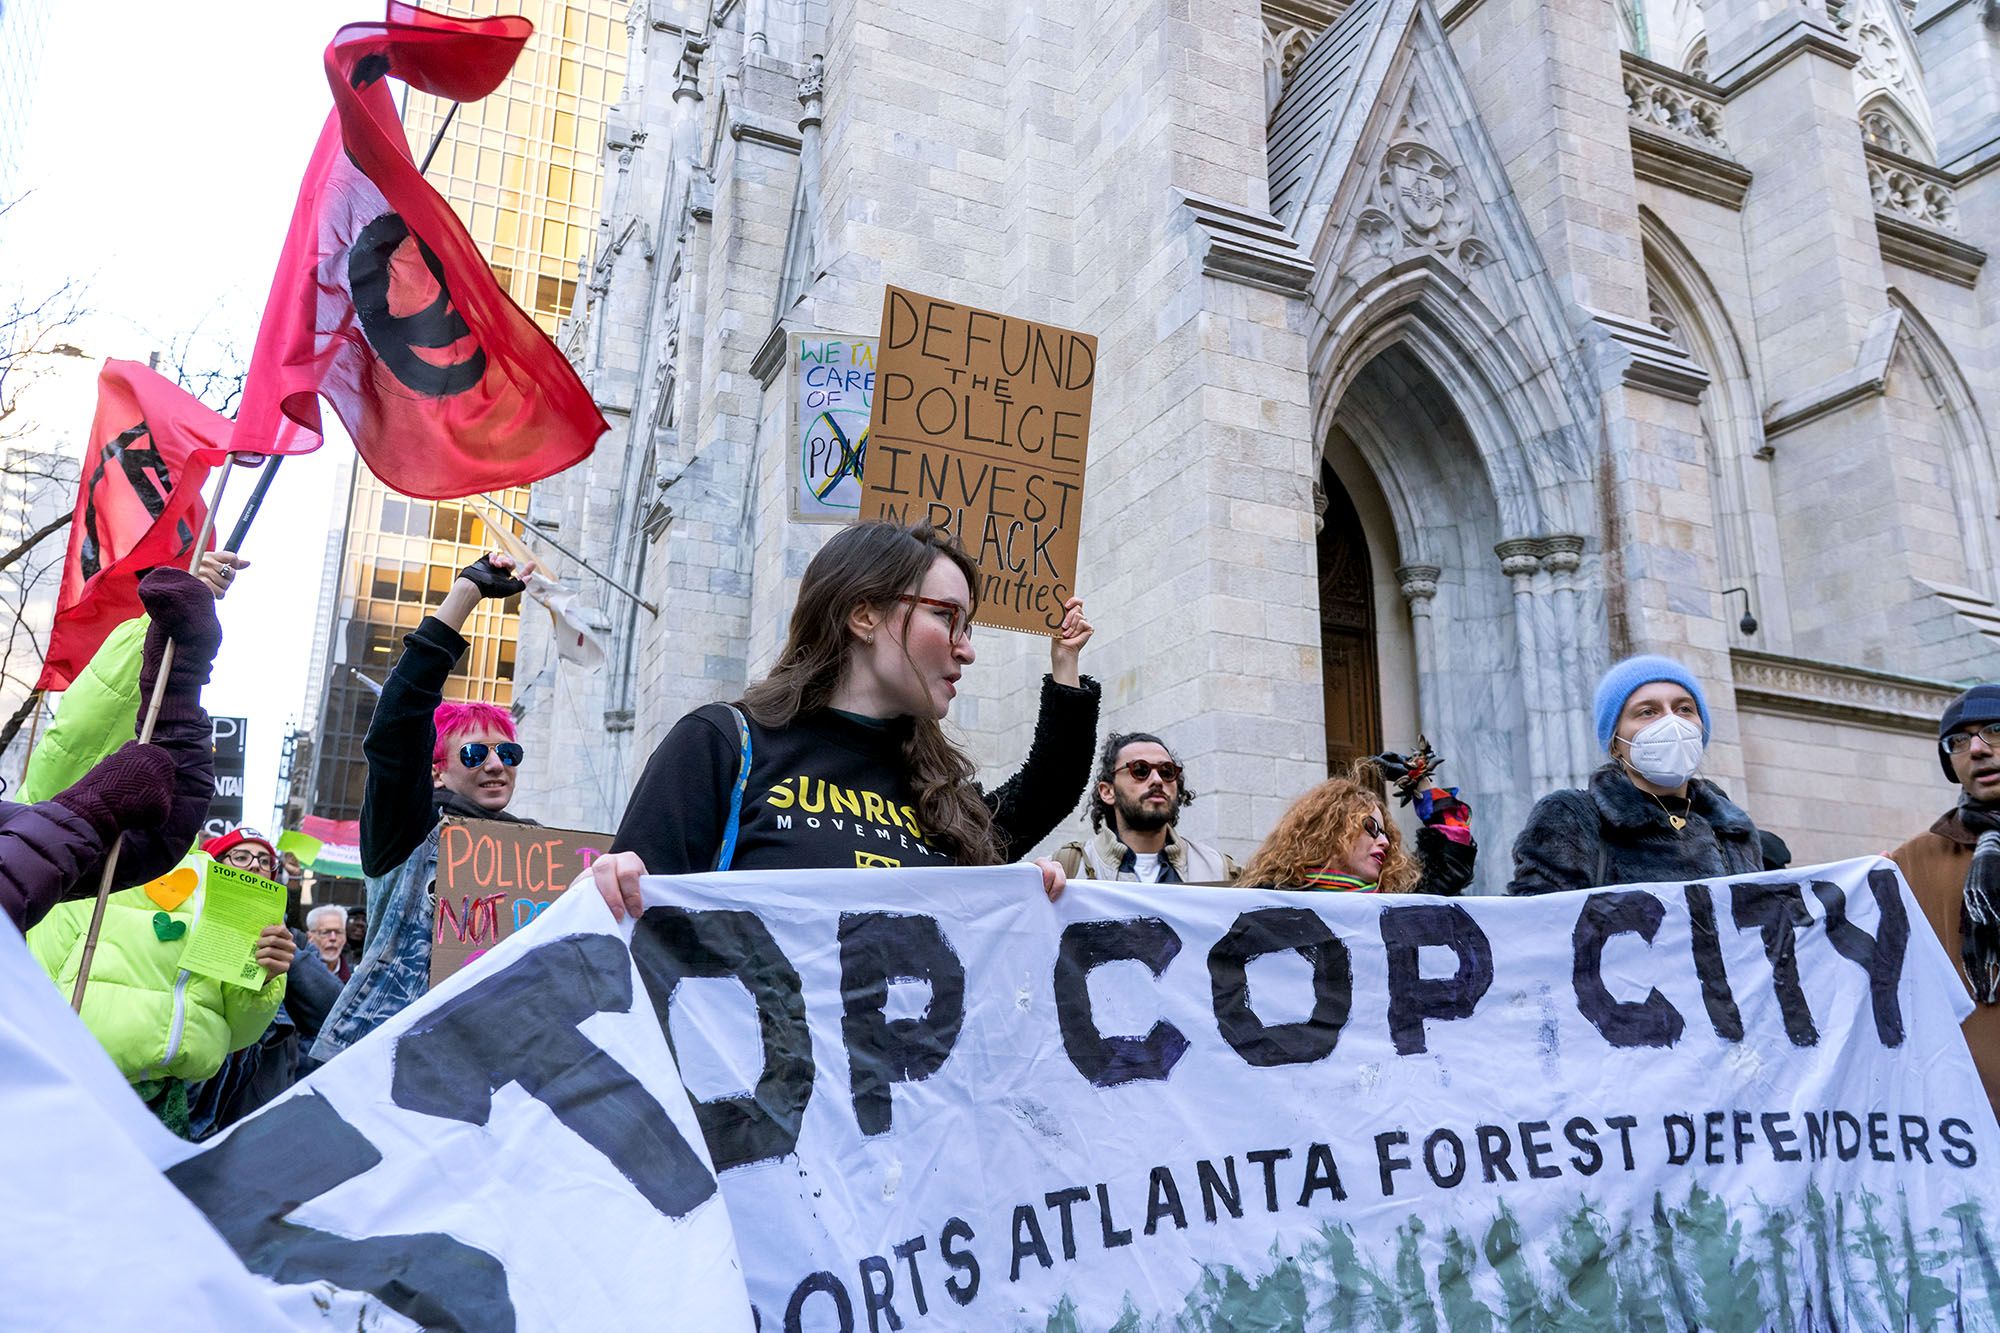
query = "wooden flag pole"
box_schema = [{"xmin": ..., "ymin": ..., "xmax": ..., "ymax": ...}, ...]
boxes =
[{"xmin": 70, "ymin": 458, "xmax": 238, "ymax": 1012}]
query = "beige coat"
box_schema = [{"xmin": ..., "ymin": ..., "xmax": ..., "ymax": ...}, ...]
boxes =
[
  {"xmin": 1890, "ymin": 810, "xmax": 2000, "ymax": 1119},
  {"xmin": 1053, "ymin": 824, "xmax": 1238, "ymax": 886}
]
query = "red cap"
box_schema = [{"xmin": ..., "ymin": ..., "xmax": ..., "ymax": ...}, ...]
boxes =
[{"xmin": 202, "ymin": 827, "xmax": 277, "ymax": 863}]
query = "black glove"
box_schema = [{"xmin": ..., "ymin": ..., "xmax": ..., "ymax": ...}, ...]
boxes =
[
  {"xmin": 138, "ymin": 567, "xmax": 224, "ymax": 716},
  {"xmin": 51, "ymin": 742, "xmax": 177, "ymax": 842},
  {"xmin": 1415, "ymin": 824, "xmax": 1478, "ymax": 897},
  {"xmin": 457, "ymin": 555, "xmax": 527, "ymax": 599}
]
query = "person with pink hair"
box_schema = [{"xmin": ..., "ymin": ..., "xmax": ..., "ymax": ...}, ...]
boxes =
[{"xmin": 312, "ymin": 552, "xmax": 537, "ymax": 1061}]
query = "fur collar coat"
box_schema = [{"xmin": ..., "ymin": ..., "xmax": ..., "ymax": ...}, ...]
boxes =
[{"xmin": 1507, "ymin": 763, "xmax": 1764, "ymax": 896}]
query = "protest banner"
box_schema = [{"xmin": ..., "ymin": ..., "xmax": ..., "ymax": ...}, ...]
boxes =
[
  {"xmin": 790, "ymin": 332, "xmax": 876, "ymax": 523},
  {"xmin": 155, "ymin": 886, "xmax": 754, "ymax": 1331},
  {"xmin": 859, "ymin": 286, "xmax": 1095, "ymax": 636},
  {"xmin": 22, "ymin": 859, "xmax": 2000, "ymax": 1329},
  {"xmin": 202, "ymin": 715, "xmax": 247, "ymax": 840},
  {"xmin": 429, "ymin": 816, "xmax": 614, "ymax": 985},
  {"xmin": 647, "ymin": 859, "xmax": 1999, "ymax": 1329},
  {"xmin": 0, "ymin": 920, "xmax": 294, "ymax": 1330}
]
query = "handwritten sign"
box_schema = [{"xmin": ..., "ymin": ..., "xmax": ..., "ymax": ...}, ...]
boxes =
[
  {"xmin": 429, "ymin": 818, "xmax": 614, "ymax": 985},
  {"xmin": 859, "ymin": 286, "xmax": 1095, "ymax": 636},
  {"xmin": 789, "ymin": 332, "xmax": 876, "ymax": 523}
]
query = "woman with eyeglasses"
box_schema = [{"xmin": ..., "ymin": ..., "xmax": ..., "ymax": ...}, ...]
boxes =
[
  {"xmin": 1235, "ymin": 766, "xmax": 1460, "ymax": 893},
  {"xmin": 594, "ymin": 521, "xmax": 1097, "ymax": 913},
  {"xmin": 312, "ymin": 553, "xmax": 541, "ymax": 1063}
]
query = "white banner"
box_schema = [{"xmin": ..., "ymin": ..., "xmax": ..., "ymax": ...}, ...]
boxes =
[
  {"xmin": 12, "ymin": 858, "xmax": 1999, "ymax": 1330},
  {"xmin": 652, "ymin": 858, "xmax": 1995, "ymax": 1331}
]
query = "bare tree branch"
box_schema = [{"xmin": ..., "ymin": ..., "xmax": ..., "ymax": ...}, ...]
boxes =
[
  {"xmin": 0, "ymin": 689, "xmax": 42, "ymax": 768},
  {"xmin": 0, "ymin": 512, "xmax": 73, "ymax": 578}
]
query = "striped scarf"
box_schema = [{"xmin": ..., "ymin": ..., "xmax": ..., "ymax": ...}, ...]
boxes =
[
  {"xmin": 1959, "ymin": 794, "xmax": 2000, "ymax": 1006},
  {"xmin": 1299, "ymin": 869, "xmax": 1378, "ymax": 892}
]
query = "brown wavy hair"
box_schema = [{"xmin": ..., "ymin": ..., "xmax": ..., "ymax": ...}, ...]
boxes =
[
  {"xmin": 740, "ymin": 520, "xmax": 1003, "ymax": 865},
  {"xmin": 1235, "ymin": 762, "xmax": 1418, "ymax": 892}
]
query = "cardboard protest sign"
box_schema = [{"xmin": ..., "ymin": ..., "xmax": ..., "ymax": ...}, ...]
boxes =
[
  {"xmin": 860, "ymin": 286, "xmax": 1095, "ymax": 635},
  {"xmin": 429, "ymin": 817, "xmax": 614, "ymax": 985},
  {"xmin": 179, "ymin": 861, "xmax": 285, "ymax": 989},
  {"xmin": 789, "ymin": 331, "xmax": 875, "ymax": 522}
]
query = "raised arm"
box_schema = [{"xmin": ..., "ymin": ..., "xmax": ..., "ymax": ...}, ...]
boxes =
[
  {"xmin": 983, "ymin": 673, "xmax": 1101, "ymax": 862},
  {"xmin": 111, "ymin": 570, "xmax": 220, "ymax": 890},
  {"xmin": 361, "ymin": 554, "xmax": 530, "ymax": 876}
]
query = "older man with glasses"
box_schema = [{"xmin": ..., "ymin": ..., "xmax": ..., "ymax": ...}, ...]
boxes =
[
  {"xmin": 304, "ymin": 905, "xmax": 351, "ymax": 982},
  {"xmin": 1891, "ymin": 683, "xmax": 2000, "ymax": 1118}
]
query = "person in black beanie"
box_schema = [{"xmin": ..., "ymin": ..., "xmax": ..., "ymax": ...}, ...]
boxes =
[{"xmin": 1891, "ymin": 683, "xmax": 2000, "ymax": 1117}]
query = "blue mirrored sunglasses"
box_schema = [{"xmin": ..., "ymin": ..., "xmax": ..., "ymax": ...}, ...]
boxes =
[{"xmin": 459, "ymin": 741, "xmax": 524, "ymax": 768}]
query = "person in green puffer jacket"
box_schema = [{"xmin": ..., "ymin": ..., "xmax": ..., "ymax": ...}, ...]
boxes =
[{"xmin": 30, "ymin": 850, "xmax": 292, "ymax": 1131}]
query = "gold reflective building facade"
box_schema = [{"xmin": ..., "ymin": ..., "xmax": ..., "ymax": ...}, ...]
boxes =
[{"xmin": 303, "ymin": 1, "xmax": 626, "ymax": 863}]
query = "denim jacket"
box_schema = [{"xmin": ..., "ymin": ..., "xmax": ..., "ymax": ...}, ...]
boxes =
[{"xmin": 310, "ymin": 823, "xmax": 442, "ymax": 1063}]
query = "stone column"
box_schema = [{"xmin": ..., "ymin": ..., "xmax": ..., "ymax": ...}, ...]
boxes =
[
  {"xmin": 1706, "ymin": 6, "xmax": 1883, "ymax": 400},
  {"xmin": 1397, "ymin": 564, "xmax": 1442, "ymax": 745},
  {"xmin": 1496, "ymin": 539, "xmax": 1551, "ymax": 793},
  {"xmin": 1539, "ymin": 535, "xmax": 1592, "ymax": 785}
]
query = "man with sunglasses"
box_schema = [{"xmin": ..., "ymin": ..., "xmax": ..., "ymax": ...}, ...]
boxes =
[
  {"xmin": 1891, "ymin": 684, "xmax": 2000, "ymax": 1118},
  {"xmin": 313, "ymin": 553, "xmax": 540, "ymax": 1063},
  {"xmin": 1053, "ymin": 732, "xmax": 1237, "ymax": 885}
]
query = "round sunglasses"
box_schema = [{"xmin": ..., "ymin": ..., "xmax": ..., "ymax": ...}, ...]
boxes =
[{"xmin": 459, "ymin": 741, "xmax": 525, "ymax": 768}]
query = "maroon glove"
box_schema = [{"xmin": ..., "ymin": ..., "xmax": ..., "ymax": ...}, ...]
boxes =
[
  {"xmin": 138, "ymin": 567, "xmax": 222, "ymax": 718},
  {"xmin": 50, "ymin": 742, "xmax": 177, "ymax": 842}
]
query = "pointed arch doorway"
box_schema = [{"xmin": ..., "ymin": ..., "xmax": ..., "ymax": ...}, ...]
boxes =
[{"xmin": 1317, "ymin": 463, "xmax": 1382, "ymax": 775}]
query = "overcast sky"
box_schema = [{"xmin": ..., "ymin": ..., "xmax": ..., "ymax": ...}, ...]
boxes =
[{"xmin": 10, "ymin": 1, "xmax": 364, "ymax": 830}]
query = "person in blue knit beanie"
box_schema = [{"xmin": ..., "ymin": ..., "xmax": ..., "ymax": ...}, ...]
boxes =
[{"xmin": 1507, "ymin": 653, "xmax": 1767, "ymax": 895}]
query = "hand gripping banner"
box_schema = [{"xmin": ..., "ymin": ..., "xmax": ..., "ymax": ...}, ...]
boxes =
[
  {"xmin": 15, "ymin": 858, "xmax": 2000, "ymax": 1330},
  {"xmin": 36, "ymin": 360, "xmax": 222, "ymax": 691},
  {"xmin": 233, "ymin": 2, "xmax": 607, "ymax": 498}
]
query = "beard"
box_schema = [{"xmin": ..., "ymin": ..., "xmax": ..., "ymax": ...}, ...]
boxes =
[{"xmin": 1117, "ymin": 792, "xmax": 1175, "ymax": 834}]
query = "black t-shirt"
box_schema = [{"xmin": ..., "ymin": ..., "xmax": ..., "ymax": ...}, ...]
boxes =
[{"xmin": 611, "ymin": 676, "xmax": 1100, "ymax": 874}]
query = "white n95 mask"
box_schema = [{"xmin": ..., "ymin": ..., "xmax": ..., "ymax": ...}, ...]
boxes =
[{"xmin": 1623, "ymin": 714, "xmax": 1704, "ymax": 787}]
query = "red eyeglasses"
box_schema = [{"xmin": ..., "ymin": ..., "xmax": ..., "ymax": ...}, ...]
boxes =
[{"xmin": 896, "ymin": 594, "xmax": 972, "ymax": 643}]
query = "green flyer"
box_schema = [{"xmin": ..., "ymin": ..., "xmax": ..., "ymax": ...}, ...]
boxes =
[{"xmin": 179, "ymin": 860, "xmax": 284, "ymax": 989}]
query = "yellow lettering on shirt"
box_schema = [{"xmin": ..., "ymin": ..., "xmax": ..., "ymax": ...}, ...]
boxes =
[
  {"xmin": 766, "ymin": 778, "xmax": 795, "ymax": 810},
  {"xmin": 829, "ymin": 785, "xmax": 862, "ymax": 817}
]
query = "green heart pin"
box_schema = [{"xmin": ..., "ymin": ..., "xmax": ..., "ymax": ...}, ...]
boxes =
[{"xmin": 152, "ymin": 911, "xmax": 187, "ymax": 943}]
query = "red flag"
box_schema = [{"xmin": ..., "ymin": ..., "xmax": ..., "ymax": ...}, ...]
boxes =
[
  {"xmin": 36, "ymin": 362, "xmax": 224, "ymax": 691},
  {"xmin": 232, "ymin": 2, "xmax": 606, "ymax": 497}
]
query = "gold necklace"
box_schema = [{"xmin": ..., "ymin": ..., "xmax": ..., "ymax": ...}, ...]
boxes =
[{"xmin": 1646, "ymin": 788, "xmax": 1691, "ymax": 832}]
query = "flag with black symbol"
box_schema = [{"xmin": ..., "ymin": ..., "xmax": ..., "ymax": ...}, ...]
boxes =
[
  {"xmin": 36, "ymin": 361, "xmax": 223, "ymax": 692},
  {"xmin": 232, "ymin": 2, "xmax": 607, "ymax": 498}
]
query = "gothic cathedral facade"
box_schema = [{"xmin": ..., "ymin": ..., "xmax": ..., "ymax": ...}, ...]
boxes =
[{"xmin": 519, "ymin": 0, "xmax": 1999, "ymax": 892}]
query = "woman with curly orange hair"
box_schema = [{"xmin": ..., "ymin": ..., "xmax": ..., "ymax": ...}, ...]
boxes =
[{"xmin": 1237, "ymin": 764, "xmax": 1472, "ymax": 894}]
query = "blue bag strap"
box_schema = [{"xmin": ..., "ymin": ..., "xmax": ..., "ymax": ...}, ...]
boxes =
[{"xmin": 715, "ymin": 704, "xmax": 752, "ymax": 871}]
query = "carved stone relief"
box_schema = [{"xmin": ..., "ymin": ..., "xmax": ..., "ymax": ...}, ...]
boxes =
[{"xmin": 1342, "ymin": 93, "xmax": 1492, "ymax": 276}]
